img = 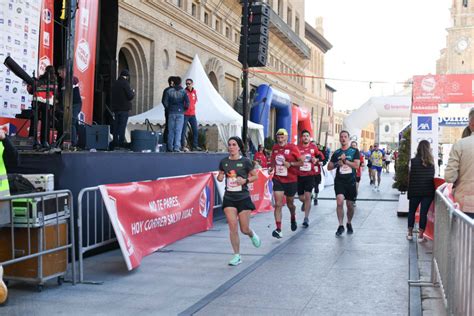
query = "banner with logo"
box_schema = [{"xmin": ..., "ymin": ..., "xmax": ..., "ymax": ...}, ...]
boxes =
[
  {"xmin": 38, "ymin": 0, "xmax": 54, "ymax": 75},
  {"xmin": 410, "ymin": 112, "xmax": 439, "ymax": 159},
  {"xmin": 100, "ymin": 173, "xmax": 214, "ymax": 271},
  {"xmin": 0, "ymin": 0, "xmax": 41, "ymax": 118},
  {"xmin": 73, "ymin": 0, "xmax": 99, "ymax": 124},
  {"xmin": 438, "ymin": 103, "xmax": 474, "ymax": 126}
]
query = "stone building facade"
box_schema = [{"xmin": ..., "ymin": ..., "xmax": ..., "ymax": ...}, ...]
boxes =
[
  {"xmin": 304, "ymin": 18, "xmax": 332, "ymax": 145},
  {"xmin": 117, "ymin": 1, "xmax": 309, "ymax": 114},
  {"xmin": 116, "ymin": 0, "xmax": 331, "ymax": 148}
]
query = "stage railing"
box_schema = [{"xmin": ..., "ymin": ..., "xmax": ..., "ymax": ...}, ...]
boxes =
[
  {"xmin": 0, "ymin": 190, "xmax": 75, "ymax": 289},
  {"xmin": 77, "ymin": 177, "xmax": 223, "ymax": 284},
  {"xmin": 432, "ymin": 183, "xmax": 473, "ymax": 315}
]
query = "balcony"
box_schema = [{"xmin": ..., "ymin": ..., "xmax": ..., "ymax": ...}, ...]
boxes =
[{"xmin": 268, "ymin": 8, "xmax": 310, "ymax": 59}]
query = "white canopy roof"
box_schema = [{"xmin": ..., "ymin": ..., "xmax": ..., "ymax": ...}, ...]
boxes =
[{"xmin": 128, "ymin": 55, "xmax": 264, "ymax": 147}]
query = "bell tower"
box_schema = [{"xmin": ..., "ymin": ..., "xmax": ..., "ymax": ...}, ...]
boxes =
[{"xmin": 441, "ymin": 0, "xmax": 474, "ymax": 73}]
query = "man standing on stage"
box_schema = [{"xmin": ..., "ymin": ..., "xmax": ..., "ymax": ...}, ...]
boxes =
[
  {"xmin": 181, "ymin": 79, "xmax": 202, "ymax": 151},
  {"xmin": 57, "ymin": 66, "xmax": 82, "ymax": 147},
  {"xmin": 161, "ymin": 76, "xmax": 175, "ymax": 146},
  {"xmin": 163, "ymin": 76, "xmax": 189, "ymax": 152},
  {"xmin": 328, "ymin": 131, "xmax": 360, "ymax": 237},
  {"xmin": 297, "ymin": 130, "xmax": 323, "ymax": 228},
  {"xmin": 269, "ymin": 128, "xmax": 303, "ymax": 238},
  {"xmin": 111, "ymin": 69, "xmax": 135, "ymax": 149}
]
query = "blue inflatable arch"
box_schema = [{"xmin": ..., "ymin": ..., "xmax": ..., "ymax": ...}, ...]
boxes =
[{"xmin": 250, "ymin": 84, "xmax": 292, "ymax": 139}]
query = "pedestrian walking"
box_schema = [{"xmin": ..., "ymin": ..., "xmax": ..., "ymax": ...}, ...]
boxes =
[
  {"xmin": 217, "ymin": 136, "xmax": 261, "ymax": 266},
  {"xmin": 407, "ymin": 140, "xmax": 435, "ymax": 241},
  {"xmin": 297, "ymin": 130, "xmax": 323, "ymax": 228},
  {"xmin": 268, "ymin": 128, "xmax": 303, "ymax": 238},
  {"xmin": 366, "ymin": 145, "xmax": 374, "ymax": 185},
  {"xmin": 328, "ymin": 131, "xmax": 360, "ymax": 237}
]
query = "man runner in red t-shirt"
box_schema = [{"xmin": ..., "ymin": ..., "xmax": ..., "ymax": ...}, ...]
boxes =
[
  {"xmin": 297, "ymin": 130, "xmax": 323, "ymax": 228},
  {"xmin": 269, "ymin": 129, "xmax": 303, "ymax": 238}
]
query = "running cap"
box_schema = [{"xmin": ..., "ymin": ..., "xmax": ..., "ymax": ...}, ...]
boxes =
[{"xmin": 276, "ymin": 128, "xmax": 288, "ymax": 136}]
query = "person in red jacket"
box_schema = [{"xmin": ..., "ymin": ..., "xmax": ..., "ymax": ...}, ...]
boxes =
[
  {"xmin": 181, "ymin": 79, "xmax": 202, "ymax": 151},
  {"xmin": 253, "ymin": 144, "xmax": 268, "ymax": 168},
  {"xmin": 269, "ymin": 128, "xmax": 303, "ymax": 238},
  {"xmin": 297, "ymin": 130, "xmax": 323, "ymax": 228}
]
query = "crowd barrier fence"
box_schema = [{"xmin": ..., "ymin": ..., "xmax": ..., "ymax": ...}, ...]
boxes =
[
  {"xmin": 432, "ymin": 183, "xmax": 473, "ymax": 315},
  {"xmin": 0, "ymin": 190, "xmax": 75, "ymax": 290}
]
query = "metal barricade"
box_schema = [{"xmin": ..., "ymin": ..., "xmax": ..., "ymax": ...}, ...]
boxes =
[
  {"xmin": 77, "ymin": 176, "xmax": 223, "ymax": 283},
  {"xmin": 0, "ymin": 190, "xmax": 75, "ymax": 290},
  {"xmin": 432, "ymin": 183, "xmax": 474, "ymax": 315},
  {"xmin": 77, "ymin": 186, "xmax": 116, "ymax": 284}
]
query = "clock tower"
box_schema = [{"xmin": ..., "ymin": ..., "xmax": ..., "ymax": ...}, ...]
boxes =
[{"xmin": 437, "ymin": 0, "xmax": 474, "ymax": 74}]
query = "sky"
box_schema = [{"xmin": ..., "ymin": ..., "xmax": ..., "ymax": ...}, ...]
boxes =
[{"xmin": 305, "ymin": 0, "xmax": 451, "ymax": 111}]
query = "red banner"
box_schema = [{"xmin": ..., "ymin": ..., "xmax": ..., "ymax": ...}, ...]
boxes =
[
  {"xmin": 38, "ymin": 0, "xmax": 54, "ymax": 75},
  {"xmin": 412, "ymin": 74, "xmax": 474, "ymax": 114},
  {"xmin": 73, "ymin": 0, "xmax": 99, "ymax": 123},
  {"xmin": 100, "ymin": 173, "xmax": 215, "ymax": 270},
  {"xmin": 249, "ymin": 169, "xmax": 273, "ymax": 214}
]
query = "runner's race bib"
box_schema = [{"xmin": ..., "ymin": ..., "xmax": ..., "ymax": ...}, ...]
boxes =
[
  {"xmin": 340, "ymin": 164, "xmax": 352, "ymax": 175},
  {"xmin": 300, "ymin": 162, "xmax": 311, "ymax": 172},
  {"xmin": 300, "ymin": 154, "xmax": 312, "ymax": 172},
  {"xmin": 314, "ymin": 164, "xmax": 319, "ymax": 173},
  {"xmin": 275, "ymin": 154, "xmax": 288, "ymax": 176},
  {"xmin": 227, "ymin": 177, "xmax": 242, "ymax": 192}
]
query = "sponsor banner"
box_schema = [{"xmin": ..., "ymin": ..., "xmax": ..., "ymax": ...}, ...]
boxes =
[
  {"xmin": 412, "ymin": 75, "xmax": 445, "ymax": 105},
  {"xmin": 438, "ymin": 103, "xmax": 473, "ymax": 126},
  {"xmin": 411, "ymin": 101, "xmax": 439, "ymax": 115},
  {"xmin": 413, "ymin": 74, "xmax": 474, "ymax": 108},
  {"xmin": 410, "ymin": 112, "xmax": 439, "ymax": 162},
  {"xmin": 213, "ymin": 169, "xmax": 274, "ymax": 214},
  {"xmin": 73, "ymin": 0, "xmax": 99, "ymax": 124},
  {"xmin": 444, "ymin": 74, "xmax": 474, "ymax": 104},
  {"xmin": 0, "ymin": 0, "xmax": 41, "ymax": 118},
  {"xmin": 38, "ymin": 0, "xmax": 54, "ymax": 75},
  {"xmin": 99, "ymin": 173, "xmax": 214, "ymax": 270}
]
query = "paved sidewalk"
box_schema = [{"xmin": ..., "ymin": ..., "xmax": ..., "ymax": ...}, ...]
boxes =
[{"xmin": 3, "ymin": 172, "xmax": 410, "ymax": 315}]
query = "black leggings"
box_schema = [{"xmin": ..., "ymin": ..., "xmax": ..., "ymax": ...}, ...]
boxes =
[{"xmin": 408, "ymin": 196, "xmax": 433, "ymax": 230}]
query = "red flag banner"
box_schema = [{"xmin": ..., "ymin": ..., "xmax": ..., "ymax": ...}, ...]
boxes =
[
  {"xmin": 38, "ymin": 0, "xmax": 54, "ymax": 75},
  {"xmin": 249, "ymin": 169, "xmax": 273, "ymax": 214},
  {"xmin": 99, "ymin": 173, "xmax": 215, "ymax": 270},
  {"xmin": 73, "ymin": 0, "xmax": 99, "ymax": 123}
]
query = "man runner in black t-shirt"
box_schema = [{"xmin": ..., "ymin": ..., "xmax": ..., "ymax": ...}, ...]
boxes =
[
  {"xmin": 328, "ymin": 131, "xmax": 360, "ymax": 237},
  {"xmin": 217, "ymin": 136, "xmax": 261, "ymax": 266}
]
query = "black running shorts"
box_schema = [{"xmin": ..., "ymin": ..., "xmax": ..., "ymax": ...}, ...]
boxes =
[
  {"xmin": 356, "ymin": 176, "xmax": 361, "ymax": 183},
  {"xmin": 297, "ymin": 175, "xmax": 315, "ymax": 195},
  {"xmin": 272, "ymin": 178, "xmax": 297, "ymax": 197},
  {"xmin": 334, "ymin": 179, "xmax": 357, "ymax": 202},
  {"xmin": 222, "ymin": 196, "xmax": 256, "ymax": 213}
]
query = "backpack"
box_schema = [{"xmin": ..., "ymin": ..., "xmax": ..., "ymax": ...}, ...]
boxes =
[{"xmin": 7, "ymin": 174, "xmax": 37, "ymax": 195}]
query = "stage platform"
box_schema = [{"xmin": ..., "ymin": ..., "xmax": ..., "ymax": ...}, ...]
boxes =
[{"xmin": 11, "ymin": 150, "xmax": 227, "ymax": 200}]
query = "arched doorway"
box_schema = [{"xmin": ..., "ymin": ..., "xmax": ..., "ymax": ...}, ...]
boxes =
[
  {"xmin": 208, "ymin": 71, "xmax": 218, "ymax": 91},
  {"xmin": 117, "ymin": 39, "xmax": 151, "ymax": 116}
]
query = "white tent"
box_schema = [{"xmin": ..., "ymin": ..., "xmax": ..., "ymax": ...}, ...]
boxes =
[
  {"xmin": 343, "ymin": 93, "xmax": 411, "ymax": 141},
  {"xmin": 128, "ymin": 55, "xmax": 264, "ymax": 148}
]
